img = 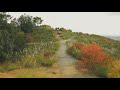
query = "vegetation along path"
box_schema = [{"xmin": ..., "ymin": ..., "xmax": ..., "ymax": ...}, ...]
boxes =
[{"xmin": 56, "ymin": 40, "xmax": 98, "ymax": 78}]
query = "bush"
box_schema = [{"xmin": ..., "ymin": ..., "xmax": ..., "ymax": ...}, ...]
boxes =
[
  {"xmin": 81, "ymin": 42, "xmax": 111, "ymax": 71},
  {"xmin": 32, "ymin": 25, "xmax": 57, "ymax": 42},
  {"xmin": 0, "ymin": 41, "xmax": 58, "ymax": 72},
  {"xmin": 14, "ymin": 31, "xmax": 26, "ymax": 52},
  {"xmin": 69, "ymin": 42, "xmax": 112, "ymax": 77},
  {"xmin": 0, "ymin": 13, "xmax": 27, "ymax": 61},
  {"xmin": 18, "ymin": 53, "xmax": 56, "ymax": 68},
  {"xmin": 40, "ymin": 57, "xmax": 56, "ymax": 67},
  {"xmin": 25, "ymin": 33, "xmax": 33, "ymax": 43},
  {"xmin": 95, "ymin": 64, "xmax": 108, "ymax": 77},
  {"xmin": 67, "ymin": 42, "xmax": 84, "ymax": 59},
  {"xmin": 0, "ymin": 29, "xmax": 26, "ymax": 61},
  {"xmin": 0, "ymin": 30, "xmax": 12, "ymax": 60},
  {"xmin": 67, "ymin": 46, "xmax": 81, "ymax": 59},
  {"xmin": 107, "ymin": 60, "xmax": 120, "ymax": 78},
  {"xmin": 17, "ymin": 42, "xmax": 58, "ymax": 68},
  {"xmin": 0, "ymin": 54, "xmax": 56, "ymax": 72}
]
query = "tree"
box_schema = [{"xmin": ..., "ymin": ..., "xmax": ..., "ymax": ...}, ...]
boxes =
[
  {"xmin": 0, "ymin": 12, "xmax": 12, "ymax": 30},
  {"xmin": 17, "ymin": 14, "xmax": 34, "ymax": 33},
  {"xmin": 17, "ymin": 14, "xmax": 43, "ymax": 33},
  {"xmin": 33, "ymin": 17, "xmax": 43, "ymax": 26},
  {"xmin": 0, "ymin": 12, "xmax": 26, "ymax": 61}
]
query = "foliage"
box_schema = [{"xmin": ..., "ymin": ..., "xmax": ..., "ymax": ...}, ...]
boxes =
[
  {"xmin": 95, "ymin": 64, "xmax": 109, "ymax": 77},
  {"xmin": 0, "ymin": 13, "xmax": 26, "ymax": 61},
  {"xmin": 0, "ymin": 12, "xmax": 12, "ymax": 30},
  {"xmin": 17, "ymin": 14, "xmax": 34, "ymax": 33},
  {"xmin": 67, "ymin": 47, "xmax": 81, "ymax": 59},
  {"xmin": 32, "ymin": 25, "xmax": 57, "ymax": 42},
  {"xmin": 17, "ymin": 14, "xmax": 43, "ymax": 33},
  {"xmin": 67, "ymin": 33, "xmax": 120, "ymax": 77},
  {"xmin": 67, "ymin": 42, "xmax": 112, "ymax": 77},
  {"xmin": 107, "ymin": 60, "xmax": 120, "ymax": 78},
  {"xmin": 80, "ymin": 42, "xmax": 110, "ymax": 65},
  {"xmin": 74, "ymin": 34, "xmax": 120, "ymax": 59},
  {"xmin": 0, "ymin": 13, "xmax": 46, "ymax": 61},
  {"xmin": 14, "ymin": 31, "xmax": 26, "ymax": 52},
  {"xmin": 67, "ymin": 42, "xmax": 83, "ymax": 59},
  {"xmin": 0, "ymin": 42, "xmax": 59, "ymax": 72},
  {"xmin": 33, "ymin": 17, "xmax": 43, "ymax": 26},
  {"xmin": 25, "ymin": 33, "xmax": 33, "ymax": 43},
  {"xmin": 0, "ymin": 12, "xmax": 59, "ymax": 73}
]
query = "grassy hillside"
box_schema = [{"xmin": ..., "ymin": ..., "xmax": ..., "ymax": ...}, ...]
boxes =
[
  {"xmin": 32, "ymin": 25, "xmax": 58, "ymax": 42},
  {"xmin": 67, "ymin": 33, "xmax": 120, "ymax": 78},
  {"xmin": 74, "ymin": 33, "xmax": 120, "ymax": 59},
  {"xmin": 1, "ymin": 12, "xmax": 120, "ymax": 78},
  {"xmin": 55, "ymin": 28, "xmax": 75, "ymax": 40}
]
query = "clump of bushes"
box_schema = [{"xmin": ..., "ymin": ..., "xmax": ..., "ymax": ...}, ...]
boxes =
[
  {"xmin": 0, "ymin": 41, "xmax": 59, "ymax": 72},
  {"xmin": 69, "ymin": 33, "xmax": 120, "ymax": 78},
  {"xmin": 19, "ymin": 54, "xmax": 56, "ymax": 68},
  {"xmin": 67, "ymin": 42, "xmax": 112, "ymax": 77},
  {"xmin": 67, "ymin": 42, "xmax": 83, "ymax": 59},
  {"xmin": 32, "ymin": 25, "xmax": 57, "ymax": 42},
  {"xmin": 0, "ymin": 12, "xmax": 27, "ymax": 61},
  {"xmin": 0, "ymin": 12, "xmax": 59, "ymax": 72},
  {"xmin": 74, "ymin": 34, "xmax": 120, "ymax": 60}
]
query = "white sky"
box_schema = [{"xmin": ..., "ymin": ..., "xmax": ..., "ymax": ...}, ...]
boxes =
[{"xmin": 8, "ymin": 12, "xmax": 120, "ymax": 36}]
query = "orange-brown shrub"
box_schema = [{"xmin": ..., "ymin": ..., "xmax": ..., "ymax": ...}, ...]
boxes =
[
  {"xmin": 81, "ymin": 42, "xmax": 110, "ymax": 64},
  {"xmin": 76, "ymin": 42, "xmax": 112, "ymax": 76}
]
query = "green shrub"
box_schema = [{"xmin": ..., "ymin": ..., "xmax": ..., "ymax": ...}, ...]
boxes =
[
  {"xmin": 67, "ymin": 46, "xmax": 82, "ymax": 59},
  {"xmin": 32, "ymin": 25, "xmax": 57, "ymax": 42},
  {"xmin": 0, "ymin": 13, "xmax": 27, "ymax": 62},
  {"xmin": 95, "ymin": 64, "xmax": 108, "ymax": 77},
  {"xmin": 0, "ymin": 41, "xmax": 58, "ymax": 72}
]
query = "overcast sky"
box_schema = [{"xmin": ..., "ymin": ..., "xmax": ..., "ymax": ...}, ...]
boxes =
[{"xmin": 8, "ymin": 12, "xmax": 120, "ymax": 36}]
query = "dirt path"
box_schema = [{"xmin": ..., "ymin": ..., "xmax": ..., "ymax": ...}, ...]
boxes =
[{"xmin": 56, "ymin": 40, "xmax": 98, "ymax": 78}]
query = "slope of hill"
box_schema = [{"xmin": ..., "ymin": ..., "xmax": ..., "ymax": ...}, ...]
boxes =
[
  {"xmin": 66, "ymin": 33, "xmax": 120, "ymax": 78},
  {"xmin": 74, "ymin": 33, "xmax": 120, "ymax": 59}
]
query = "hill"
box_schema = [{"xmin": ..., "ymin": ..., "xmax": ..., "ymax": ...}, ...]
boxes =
[{"xmin": 67, "ymin": 33, "xmax": 120, "ymax": 78}]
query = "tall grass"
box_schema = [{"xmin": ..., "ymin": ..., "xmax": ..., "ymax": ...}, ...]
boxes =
[{"xmin": 0, "ymin": 41, "xmax": 59, "ymax": 72}]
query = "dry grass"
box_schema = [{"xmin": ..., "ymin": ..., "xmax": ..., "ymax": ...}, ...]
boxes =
[
  {"xmin": 0, "ymin": 63, "xmax": 64, "ymax": 78},
  {"xmin": 0, "ymin": 63, "xmax": 98, "ymax": 78}
]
